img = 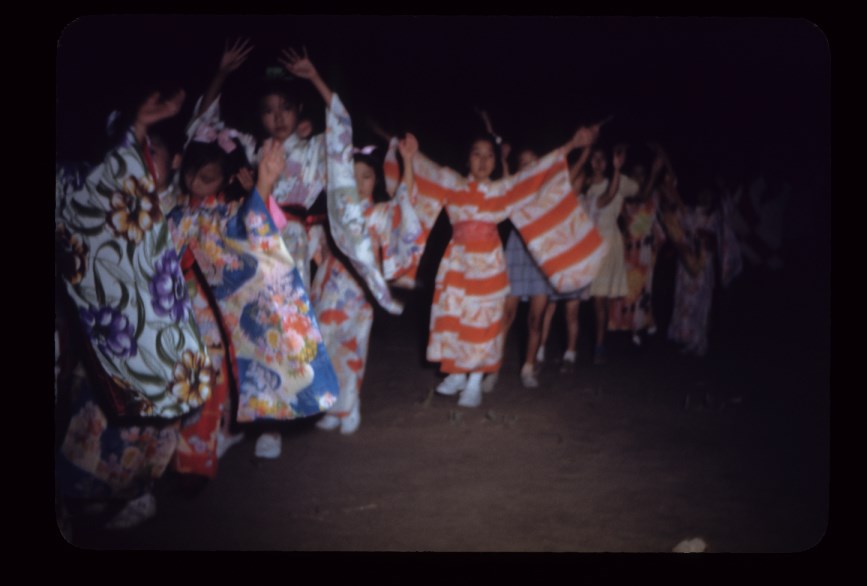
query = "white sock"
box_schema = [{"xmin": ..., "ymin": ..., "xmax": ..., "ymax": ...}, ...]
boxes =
[
  {"xmin": 563, "ymin": 350, "xmax": 576, "ymax": 362},
  {"xmin": 467, "ymin": 372, "xmax": 484, "ymax": 387}
]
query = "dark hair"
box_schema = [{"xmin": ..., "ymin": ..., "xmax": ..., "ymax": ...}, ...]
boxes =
[
  {"xmin": 465, "ymin": 134, "xmax": 503, "ymax": 181},
  {"xmin": 179, "ymin": 138, "xmax": 250, "ymax": 200},
  {"xmin": 253, "ymin": 79, "xmax": 302, "ymax": 142},
  {"xmin": 353, "ymin": 149, "xmax": 390, "ymax": 204}
]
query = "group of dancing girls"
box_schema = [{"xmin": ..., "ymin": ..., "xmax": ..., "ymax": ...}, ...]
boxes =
[{"xmin": 56, "ymin": 37, "xmax": 715, "ymax": 531}]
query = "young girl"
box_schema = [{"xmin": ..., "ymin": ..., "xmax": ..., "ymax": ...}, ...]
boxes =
[
  {"xmin": 583, "ymin": 145, "xmax": 640, "ymax": 365},
  {"xmin": 56, "ymin": 88, "xmax": 210, "ymax": 530},
  {"xmin": 607, "ymin": 146, "xmax": 668, "ymax": 346},
  {"xmin": 302, "ymin": 135, "xmax": 423, "ymax": 434},
  {"xmin": 165, "ymin": 132, "xmax": 340, "ymax": 459},
  {"xmin": 399, "ymin": 122, "xmax": 605, "ymax": 408}
]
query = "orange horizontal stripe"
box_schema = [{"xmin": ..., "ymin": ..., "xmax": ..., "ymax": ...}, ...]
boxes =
[
  {"xmin": 416, "ymin": 175, "xmax": 454, "ymax": 203},
  {"xmin": 510, "ymin": 159, "xmax": 567, "ymax": 201},
  {"xmin": 433, "ymin": 316, "xmax": 501, "ymax": 344},
  {"xmin": 541, "ymin": 229, "xmax": 604, "ymax": 276},
  {"xmin": 447, "ymin": 237, "xmax": 500, "ymax": 254},
  {"xmin": 440, "ymin": 270, "xmax": 510, "ymax": 295},
  {"xmin": 519, "ymin": 194, "xmax": 579, "ymax": 242},
  {"xmin": 318, "ymin": 309, "xmax": 349, "ymax": 325}
]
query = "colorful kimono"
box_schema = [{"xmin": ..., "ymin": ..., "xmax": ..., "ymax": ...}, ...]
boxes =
[
  {"xmin": 305, "ymin": 155, "xmax": 423, "ymax": 417},
  {"xmin": 400, "ymin": 147, "xmax": 608, "ymax": 374},
  {"xmin": 171, "ymin": 249, "xmax": 234, "ymax": 478},
  {"xmin": 664, "ymin": 205, "xmax": 722, "ymax": 356},
  {"xmin": 55, "ymin": 134, "xmax": 205, "ymax": 504},
  {"xmin": 167, "ymin": 189, "xmax": 339, "ymax": 423},
  {"xmin": 55, "ymin": 130, "xmax": 211, "ymax": 419},
  {"xmin": 608, "ymin": 191, "xmax": 666, "ymax": 332},
  {"xmin": 186, "ymin": 93, "xmax": 401, "ymax": 314}
]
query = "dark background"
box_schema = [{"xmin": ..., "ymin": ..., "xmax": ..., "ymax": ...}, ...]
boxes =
[{"xmin": 56, "ymin": 15, "xmax": 830, "ymax": 181}]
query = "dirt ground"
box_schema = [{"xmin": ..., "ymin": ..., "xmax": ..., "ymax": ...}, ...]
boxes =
[{"xmin": 58, "ymin": 254, "xmax": 829, "ymax": 557}]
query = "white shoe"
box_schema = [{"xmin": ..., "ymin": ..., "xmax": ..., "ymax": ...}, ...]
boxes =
[
  {"xmin": 647, "ymin": 325, "xmax": 657, "ymax": 336},
  {"xmin": 520, "ymin": 366, "xmax": 539, "ymax": 389},
  {"xmin": 631, "ymin": 333, "xmax": 642, "ymax": 347},
  {"xmin": 481, "ymin": 372, "xmax": 499, "ymax": 393},
  {"xmin": 254, "ymin": 432, "xmax": 282, "ymax": 459},
  {"xmin": 457, "ymin": 380, "xmax": 483, "ymax": 408},
  {"xmin": 340, "ymin": 404, "xmax": 361, "ymax": 435},
  {"xmin": 436, "ymin": 374, "xmax": 467, "ymax": 396},
  {"xmin": 316, "ymin": 414, "xmax": 341, "ymax": 431},
  {"xmin": 216, "ymin": 431, "xmax": 244, "ymax": 459},
  {"xmin": 104, "ymin": 492, "xmax": 157, "ymax": 530}
]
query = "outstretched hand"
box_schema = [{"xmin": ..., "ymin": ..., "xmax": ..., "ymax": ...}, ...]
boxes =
[
  {"xmin": 279, "ymin": 46, "xmax": 320, "ymax": 80},
  {"xmin": 398, "ymin": 133, "xmax": 419, "ymax": 160},
  {"xmin": 219, "ymin": 38, "xmax": 254, "ymax": 75},
  {"xmin": 612, "ymin": 144, "xmax": 627, "ymax": 170},
  {"xmin": 570, "ymin": 123, "xmax": 600, "ymax": 150},
  {"xmin": 136, "ymin": 89, "xmax": 186, "ymax": 129},
  {"xmin": 256, "ymin": 138, "xmax": 286, "ymax": 196}
]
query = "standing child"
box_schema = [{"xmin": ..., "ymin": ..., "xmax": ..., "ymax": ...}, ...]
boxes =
[
  {"xmin": 401, "ymin": 122, "xmax": 605, "ymax": 408},
  {"xmin": 303, "ymin": 135, "xmax": 423, "ymax": 434}
]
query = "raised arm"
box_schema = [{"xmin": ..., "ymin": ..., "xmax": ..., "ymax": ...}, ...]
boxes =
[
  {"xmin": 255, "ymin": 138, "xmax": 287, "ymax": 207},
  {"xmin": 634, "ymin": 142, "xmax": 667, "ymax": 202},
  {"xmin": 199, "ymin": 38, "xmax": 254, "ymax": 119},
  {"xmin": 397, "ymin": 132, "xmax": 418, "ymax": 194},
  {"xmin": 132, "ymin": 89, "xmax": 186, "ymax": 145},
  {"xmin": 280, "ymin": 46, "xmax": 333, "ymax": 107}
]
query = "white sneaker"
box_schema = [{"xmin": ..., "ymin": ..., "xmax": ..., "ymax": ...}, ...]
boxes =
[
  {"xmin": 340, "ymin": 404, "xmax": 361, "ymax": 435},
  {"xmin": 104, "ymin": 492, "xmax": 157, "ymax": 530},
  {"xmin": 481, "ymin": 372, "xmax": 499, "ymax": 393},
  {"xmin": 457, "ymin": 380, "xmax": 483, "ymax": 408},
  {"xmin": 520, "ymin": 366, "xmax": 539, "ymax": 389},
  {"xmin": 436, "ymin": 374, "xmax": 467, "ymax": 396},
  {"xmin": 316, "ymin": 414, "xmax": 341, "ymax": 431},
  {"xmin": 216, "ymin": 431, "xmax": 244, "ymax": 459},
  {"xmin": 254, "ymin": 432, "xmax": 282, "ymax": 459},
  {"xmin": 631, "ymin": 333, "xmax": 642, "ymax": 347}
]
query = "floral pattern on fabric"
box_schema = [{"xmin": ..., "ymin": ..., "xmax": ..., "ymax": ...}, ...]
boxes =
[{"xmin": 55, "ymin": 130, "xmax": 210, "ymax": 418}]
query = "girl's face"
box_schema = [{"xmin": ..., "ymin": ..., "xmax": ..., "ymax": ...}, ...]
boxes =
[
  {"xmin": 468, "ymin": 139, "xmax": 496, "ymax": 182},
  {"xmin": 354, "ymin": 161, "xmax": 377, "ymax": 200},
  {"xmin": 184, "ymin": 162, "xmax": 225, "ymax": 201},
  {"xmin": 591, "ymin": 150, "xmax": 608, "ymax": 175},
  {"xmin": 517, "ymin": 150, "xmax": 538, "ymax": 171},
  {"xmin": 260, "ymin": 94, "xmax": 298, "ymax": 142}
]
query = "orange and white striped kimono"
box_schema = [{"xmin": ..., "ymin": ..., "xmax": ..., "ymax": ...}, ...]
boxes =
[{"xmin": 389, "ymin": 146, "xmax": 608, "ymax": 374}]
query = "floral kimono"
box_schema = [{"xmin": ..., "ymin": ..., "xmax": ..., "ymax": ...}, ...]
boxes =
[
  {"xmin": 55, "ymin": 129, "xmax": 211, "ymax": 419},
  {"xmin": 166, "ymin": 188, "xmax": 339, "ymax": 423},
  {"xmin": 303, "ymin": 137, "xmax": 424, "ymax": 419},
  {"xmin": 608, "ymin": 191, "xmax": 667, "ymax": 332},
  {"xmin": 187, "ymin": 94, "xmax": 401, "ymax": 315},
  {"xmin": 398, "ymin": 146, "xmax": 608, "ymax": 374},
  {"xmin": 55, "ymin": 132, "xmax": 207, "ymax": 503}
]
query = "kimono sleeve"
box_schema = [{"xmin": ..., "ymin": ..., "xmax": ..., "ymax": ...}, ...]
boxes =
[{"xmin": 501, "ymin": 148, "xmax": 609, "ymax": 293}]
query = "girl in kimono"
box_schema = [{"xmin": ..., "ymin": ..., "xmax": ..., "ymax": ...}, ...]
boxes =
[
  {"xmin": 405, "ymin": 123, "xmax": 606, "ymax": 408},
  {"xmin": 302, "ymin": 135, "xmax": 423, "ymax": 434},
  {"xmin": 192, "ymin": 41, "xmax": 400, "ymax": 455},
  {"xmin": 660, "ymin": 176, "xmax": 723, "ymax": 357},
  {"xmin": 56, "ymin": 89, "xmax": 211, "ymax": 530},
  {"xmin": 607, "ymin": 146, "xmax": 668, "ymax": 346},
  {"xmin": 165, "ymin": 133, "xmax": 340, "ymax": 463}
]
